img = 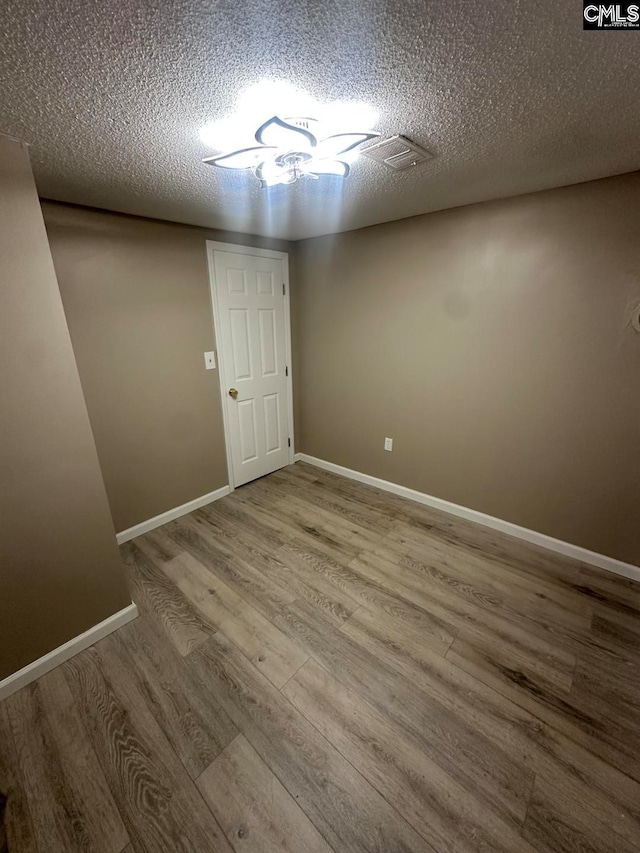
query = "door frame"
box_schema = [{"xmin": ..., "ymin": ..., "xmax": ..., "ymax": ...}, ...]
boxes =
[{"xmin": 206, "ymin": 240, "xmax": 295, "ymax": 491}]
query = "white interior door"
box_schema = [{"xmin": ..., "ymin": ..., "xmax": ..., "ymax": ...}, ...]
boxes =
[{"xmin": 212, "ymin": 248, "xmax": 292, "ymax": 487}]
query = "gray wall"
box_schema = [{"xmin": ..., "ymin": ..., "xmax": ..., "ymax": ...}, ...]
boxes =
[
  {"xmin": 42, "ymin": 201, "xmax": 290, "ymax": 532},
  {"xmin": 293, "ymin": 172, "xmax": 640, "ymax": 565},
  {"xmin": 0, "ymin": 137, "xmax": 130, "ymax": 680}
]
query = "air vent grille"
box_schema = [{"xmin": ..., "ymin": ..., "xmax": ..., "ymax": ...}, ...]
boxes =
[{"xmin": 361, "ymin": 135, "xmax": 433, "ymax": 170}]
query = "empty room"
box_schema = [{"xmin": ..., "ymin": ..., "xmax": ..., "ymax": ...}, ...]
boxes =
[{"xmin": 1, "ymin": 1, "xmax": 639, "ymax": 851}]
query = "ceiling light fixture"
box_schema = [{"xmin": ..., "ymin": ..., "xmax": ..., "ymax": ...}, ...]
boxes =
[{"xmin": 200, "ymin": 82, "xmax": 379, "ymax": 188}]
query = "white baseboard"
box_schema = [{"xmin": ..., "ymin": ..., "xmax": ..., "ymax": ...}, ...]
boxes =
[
  {"xmin": 0, "ymin": 602, "xmax": 138, "ymax": 701},
  {"xmin": 295, "ymin": 453, "xmax": 640, "ymax": 582},
  {"xmin": 116, "ymin": 485, "xmax": 231, "ymax": 545}
]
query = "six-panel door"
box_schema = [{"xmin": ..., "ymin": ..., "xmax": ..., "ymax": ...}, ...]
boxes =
[{"xmin": 213, "ymin": 250, "xmax": 291, "ymax": 486}]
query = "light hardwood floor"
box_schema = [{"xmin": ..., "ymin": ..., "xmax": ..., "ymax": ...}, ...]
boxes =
[{"xmin": 2, "ymin": 461, "xmax": 640, "ymax": 852}]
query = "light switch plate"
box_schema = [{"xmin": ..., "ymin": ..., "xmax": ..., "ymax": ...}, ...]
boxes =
[
  {"xmin": 204, "ymin": 351, "xmax": 216, "ymax": 370},
  {"xmin": 384, "ymin": 437, "xmax": 393, "ymax": 451}
]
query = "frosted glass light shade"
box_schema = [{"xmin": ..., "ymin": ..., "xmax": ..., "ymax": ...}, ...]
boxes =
[
  {"xmin": 255, "ymin": 116, "xmax": 317, "ymax": 151},
  {"xmin": 203, "ymin": 146, "xmax": 275, "ymax": 170},
  {"xmin": 202, "ymin": 106, "xmax": 379, "ymax": 187}
]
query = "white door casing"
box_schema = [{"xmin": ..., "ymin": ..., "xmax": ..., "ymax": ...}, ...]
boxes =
[{"xmin": 207, "ymin": 242, "xmax": 294, "ymax": 488}]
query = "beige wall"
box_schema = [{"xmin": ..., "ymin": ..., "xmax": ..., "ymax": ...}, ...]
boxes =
[
  {"xmin": 0, "ymin": 137, "xmax": 131, "ymax": 680},
  {"xmin": 293, "ymin": 173, "xmax": 640, "ymax": 565},
  {"xmin": 42, "ymin": 201, "xmax": 290, "ymax": 533}
]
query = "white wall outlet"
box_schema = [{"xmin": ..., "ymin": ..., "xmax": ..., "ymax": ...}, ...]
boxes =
[
  {"xmin": 384, "ymin": 437, "xmax": 393, "ymax": 451},
  {"xmin": 204, "ymin": 351, "xmax": 216, "ymax": 370}
]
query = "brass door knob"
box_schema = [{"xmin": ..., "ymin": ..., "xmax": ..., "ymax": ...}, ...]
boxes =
[{"xmin": 228, "ymin": 388, "xmax": 238, "ymax": 399}]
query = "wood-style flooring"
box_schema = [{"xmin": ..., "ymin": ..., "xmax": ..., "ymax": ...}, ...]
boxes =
[{"xmin": 2, "ymin": 461, "xmax": 640, "ymax": 852}]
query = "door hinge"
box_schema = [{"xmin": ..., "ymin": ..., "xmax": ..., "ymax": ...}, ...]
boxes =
[
  {"xmin": 288, "ymin": 437, "xmax": 291, "ymax": 447},
  {"xmin": 285, "ymin": 365, "xmax": 289, "ymax": 376},
  {"xmin": 282, "ymin": 283, "xmax": 286, "ymax": 295}
]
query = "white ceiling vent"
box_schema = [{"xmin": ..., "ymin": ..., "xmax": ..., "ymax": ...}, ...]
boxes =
[{"xmin": 361, "ymin": 135, "xmax": 433, "ymax": 170}]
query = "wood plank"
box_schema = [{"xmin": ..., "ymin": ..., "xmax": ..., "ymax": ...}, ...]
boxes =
[
  {"xmin": 274, "ymin": 493, "xmax": 389, "ymax": 554},
  {"xmin": 112, "ymin": 611, "xmax": 238, "ymax": 779},
  {"xmin": 275, "ymin": 460, "xmax": 323, "ymax": 484},
  {"xmin": 228, "ymin": 487, "xmax": 363, "ymax": 564},
  {"xmin": 123, "ymin": 541, "xmax": 215, "ymax": 656},
  {"xmin": 5, "ymin": 668, "xmax": 128, "ymax": 853},
  {"xmin": 197, "ymin": 734, "xmax": 334, "ymax": 853},
  {"xmin": 570, "ymin": 653, "xmax": 640, "ymax": 741},
  {"xmin": 63, "ymin": 641, "xmax": 234, "ymax": 853},
  {"xmin": 523, "ymin": 773, "xmax": 640, "ymax": 853},
  {"xmin": 284, "ymin": 658, "xmax": 537, "ymax": 853},
  {"xmin": 170, "ymin": 513, "xmax": 298, "ymax": 613},
  {"xmin": 590, "ymin": 611, "xmax": 640, "ymax": 659},
  {"xmin": 272, "ymin": 597, "xmax": 532, "ymax": 828},
  {"xmin": 309, "ymin": 463, "xmax": 595, "ymax": 592},
  {"xmin": 447, "ymin": 634, "xmax": 640, "ymax": 783},
  {"xmin": 341, "ymin": 605, "xmax": 640, "ymax": 847},
  {"xmin": 385, "ymin": 498, "xmax": 583, "ymax": 585},
  {"xmin": 201, "ymin": 497, "xmax": 289, "ymax": 553},
  {"xmin": 184, "ymin": 510, "xmax": 358, "ymax": 626},
  {"xmin": 270, "ymin": 460, "xmax": 321, "ymax": 483},
  {"xmin": 267, "ymin": 540, "xmax": 364, "ymax": 617},
  {"xmin": 578, "ymin": 564, "xmax": 640, "ymax": 610},
  {"xmin": 291, "ymin": 463, "xmax": 408, "ymax": 513},
  {"xmin": 187, "ymin": 633, "xmax": 434, "ymax": 853},
  {"xmin": 276, "ymin": 539, "xmax": 457, "ymax": 655},
  {"xmin": 269, "ymin": 466, "xmax": 397, "ymax": 533},
  {"xmin": 196, "ymin": 500, "xmax": 292, "ymax": 565},
  {"xmin": 132, "ymin": 526, "xmax": 184, "ymax": 563},
  {"xmin": 5, "ymin": 464, "xmax": 640, "ymax": 853},
  {"xmin": 382, "ymin": 521, "xmax": 593, "ymax": 627},
  {"xmin": 248, "ymin": 548, "xmax": 359, "ymax": 628},
  {"xmin": 163, "ymin": 550, "xmax": 308, "ymax": 688},
  {"xmin": 590, "ymin": 603, "xmax": 640, "ymax": 647},
  {"xmin": 584, "ymin": 565, "xmax": 640, "ymax": 639},
  {"xmin": 349, "ymin": 548, "xmax": 576, "ymax": 692},
  {"xmin": 293, "ymin": 462, "xmax": 580, "ymax": 586},
  {"xmin": 0, "ymin": 701, "xmax": 38, "ymax": 853}
]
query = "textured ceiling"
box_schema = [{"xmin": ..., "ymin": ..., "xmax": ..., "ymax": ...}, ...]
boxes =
[{"xmin": 1, "ymin": 0, "xmax": 639, "ymax": 240}]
